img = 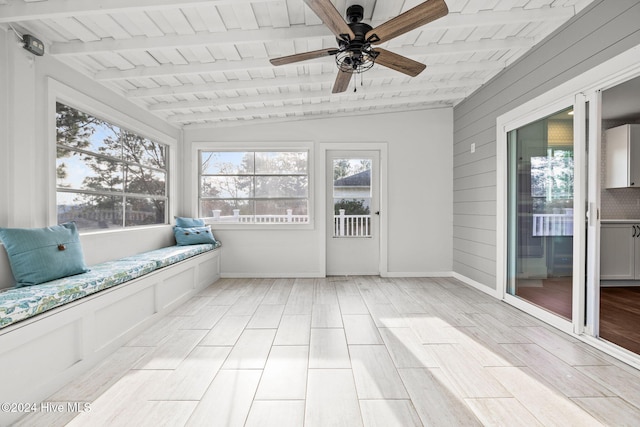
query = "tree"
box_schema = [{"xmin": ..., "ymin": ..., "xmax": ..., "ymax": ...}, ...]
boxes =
[
  {"xmin": 56, "ymin": 103, "xmax": 99, "ymax": 183},
  {"xmin": 334, "ymin": 199, "xmax": 370, "ymax": 215},
  {"xmin": 56, "ymin": 103, "xmax": 167, "ymax": 227},
  {"xmin": 201, "ymin": 151, "xmax": 309, "ymax": 218},
  {"xmin": 333, "ymin": 158, "xmax": 371, "ymax": 180}
]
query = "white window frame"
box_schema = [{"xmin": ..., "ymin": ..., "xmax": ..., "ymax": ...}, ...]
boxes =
[
  {"xmin": 47, "ymin": 78, "xmax": 178, "ymax": 233},
  {"xmin": 191, "ymin": 141, "xmax": 314, "ymax": 230}
]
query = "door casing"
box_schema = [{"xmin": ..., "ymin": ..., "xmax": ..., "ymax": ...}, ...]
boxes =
[{"xmin": 319, "ymin": 143, "xmax": 388, "ymax": 276}]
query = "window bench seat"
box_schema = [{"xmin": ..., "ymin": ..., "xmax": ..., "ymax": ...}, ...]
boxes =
[
  {"xmin": 0, "ymin": 243, "xmax": 220, "ymax": 329},
  {"xmin": 0, "ymin": 242, "xmax": 221, "ymax": 426}
]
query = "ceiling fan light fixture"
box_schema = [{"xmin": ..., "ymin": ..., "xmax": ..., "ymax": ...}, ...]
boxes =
[
  {"xmin": 334, "ymin": 48, "xmax": 377, "ymax": 74},
  {"xmin": 269, "ymin": 0, "xmax": 449, "ymax": 93},
  {"xmin": 333, "ymin": 7, "xmax": 378, "ymax": 75}
]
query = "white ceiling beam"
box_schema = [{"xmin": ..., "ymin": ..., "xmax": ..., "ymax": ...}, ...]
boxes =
[
  {"xmin": 50, "ymin": 25, "xmax": 333, "ymax": 55},
  {"xmin": 46, "ymin": 6, "xmax": 565, "ymax": 55},
  {"xmin": 126, "ymin": 75, "xmax": 486, "ymax": 98},
  {"xmin": 95, "ymin": 53, "xmax": 504, "ymax": 81},
  {"xmin": 0, "ymin": 0, "xmax": 274, "ymax": 23},
  {"xmin": 426, "ymin": 6, "xmax": 575, "ymax": 29},
  {"xmin": 182, "ymin": 104, "xmax": 452, "ymax": 129},
  {"xmin": 148, "ymin": 83, "xmax": 474, "ymax": 112},
  {"xmin": 0, "ymin": 1, "xmax": 575, "ymax": 26},
  {"xmin": 95, "ymin": 58, "xmax": 270, "ymax": 80},
  {"xmin": 167, "ymin": 91, "xmax": 465, "ymax": 123}
]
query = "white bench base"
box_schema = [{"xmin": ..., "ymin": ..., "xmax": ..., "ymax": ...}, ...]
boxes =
[{"xmin": 0, "ymin": 248, "xmax": 220, "ymax": 426}]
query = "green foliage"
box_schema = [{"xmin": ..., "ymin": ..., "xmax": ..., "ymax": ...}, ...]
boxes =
[
  {"xmin": 333, "ymin": 159, "xmax": 371, "ymax": 181},
  {"xmin": 200, "ymin": 151, "xmax": 309, "ymax": 216},
  {"xmin": 56, "ymin": 103, "xmax": 168, "ymax": 227},
  {"xmin": 335, "ymin": 199, "xmax": 370, "ymax": 215}
]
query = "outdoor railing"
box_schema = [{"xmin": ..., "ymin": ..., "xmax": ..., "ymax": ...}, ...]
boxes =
[
  {"xmin": 209, "ymin": 208, "xmax": 371, "ymax": 237},
  {"xmin": 334, "ymin": 209, "xmax": 371, "ymax": 237},
  {"xmin": 210, "ymin": 209, "xmax": 308, "ymax": 223},
  {"xmin": 532, "ymin": 213, "xmax": 573, "ymax": 236}
]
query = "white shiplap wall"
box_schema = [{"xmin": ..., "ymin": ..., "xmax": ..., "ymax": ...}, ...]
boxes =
[{"xmin": 452, "ymin": 0, "xmax": 640, "ymax": 291}]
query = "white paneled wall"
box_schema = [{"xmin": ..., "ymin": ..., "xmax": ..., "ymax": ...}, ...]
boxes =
[
  {"xmin": 185, "ymin": 108, "xmax": 453, "ymax": 277},
  {"xmin": 452, "ymin": 0, "xmax": 640, "ymax": 291}
]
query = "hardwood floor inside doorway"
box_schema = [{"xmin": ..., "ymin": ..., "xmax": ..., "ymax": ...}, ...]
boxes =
[
  {"xmin": 601, "ymin": 287, "xmax": 640, "ymax": 355},
  {"xmin": 516, "ymin": 278, "xmax": 640, "ymax": 356},
  {"xmin": 515, "ymin": 277, "xmax": 573, "ymax": 319},
  {"xmin": 14, "ymin": 277, "xmax": 640, "ymax": 427}
]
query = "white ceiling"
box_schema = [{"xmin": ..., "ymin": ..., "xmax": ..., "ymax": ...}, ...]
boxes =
[{"xmin": 0, "ymin": 0, "xmax": 595, "ymax": 129}]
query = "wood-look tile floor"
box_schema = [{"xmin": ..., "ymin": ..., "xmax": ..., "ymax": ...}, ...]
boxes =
[{"xmin": 14, "ymin": 277, "xmax": 640, "ymax": 427}]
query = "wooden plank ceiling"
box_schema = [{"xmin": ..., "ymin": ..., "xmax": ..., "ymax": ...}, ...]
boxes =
[{"xmin": 0, "ymin": 0, "xmax": 595, "ymax": 128}]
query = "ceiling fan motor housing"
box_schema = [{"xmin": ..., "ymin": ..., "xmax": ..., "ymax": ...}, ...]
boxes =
[
  {"xmin": 335, "ymin": 5, "xmax": 379, "ymax": 73},
  {"xmin": 346, "ymin": 4, "xmax": 364, "ymax": 23}
]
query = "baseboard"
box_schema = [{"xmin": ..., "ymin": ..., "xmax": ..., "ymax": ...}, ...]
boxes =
[
  {"xmin": 600, "ymin": 280, "xmax": 640, "ymax": 287},
  {"xmin": 382, "ymin": 271, "xmax": 453, "ymax": 278},
  {"xmin": 220, "ymin": 272, "xmax": 325, "ymax": 279},
  {"xmin": 452, "ymin": 272, "xmax": 502, "ymax": 299}
]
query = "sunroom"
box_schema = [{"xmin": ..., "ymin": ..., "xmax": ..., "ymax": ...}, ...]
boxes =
[{"xmin": 2, "ymin": 1, "xmax": 640, "ymax": 426}]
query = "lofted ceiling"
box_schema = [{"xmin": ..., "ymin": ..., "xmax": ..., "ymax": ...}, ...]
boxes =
[{"xmin": 0, "ymin": 0, "xmax": 595, "ymax": 129}]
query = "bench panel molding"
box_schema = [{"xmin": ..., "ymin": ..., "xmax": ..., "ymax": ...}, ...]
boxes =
[{"xmin": 0, "ymin": 247, "xmax": 220, "ymax": 426}]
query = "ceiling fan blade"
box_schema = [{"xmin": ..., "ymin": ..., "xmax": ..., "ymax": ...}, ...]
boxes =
[
  {"xmin": 366, "ymin": 0, "xmax": 448, "ymax": 44},
  {"xmin": 304, "ymin": 0, "xmax": 355, "ymax": 40},
  {"xmin": 332, "ymin": 69, "xmax": 353, "ymax": 93},
  {"xmin": 374, "ymin": 48, "xmax": 426, "ymax": 77},
  {"xmin": 270, "ymin": 48, "xmax": 337, "ymax": 66}
]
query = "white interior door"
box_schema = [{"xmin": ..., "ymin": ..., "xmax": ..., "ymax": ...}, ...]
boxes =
[{"xmin": 326, "ymin": 150, "xmax": 380, "ymax": 275}]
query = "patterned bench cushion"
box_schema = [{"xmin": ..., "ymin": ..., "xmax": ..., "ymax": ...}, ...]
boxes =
[
  {"xmin": 0, "ymin": 243, "xmax": 220, "ymax": 329},
  {"xmin": 133, "ymin": 242, "xmax": 220, "ymax": 269}
]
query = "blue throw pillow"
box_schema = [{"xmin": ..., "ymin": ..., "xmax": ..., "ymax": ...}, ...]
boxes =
[
  {"xmin": 0, "ymin": 222, "xmax": 89, "ymax": 286},
  {"xmin": 174, "ymin": 226, "xmax": 217, "ymax": 246},
  {"xmin": 175, "ymin": 217, "xmax": 206, "ymax": 228}
]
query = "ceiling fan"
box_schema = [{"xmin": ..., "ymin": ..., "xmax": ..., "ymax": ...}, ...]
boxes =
[{"xmin": 269, "ymin": 0, "xmax": 449, "ymax": 93}]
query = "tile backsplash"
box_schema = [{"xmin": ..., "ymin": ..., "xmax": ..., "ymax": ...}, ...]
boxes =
[{"xmin": 601, "ymin": 119, "xmax": 640, "ymax": 219}]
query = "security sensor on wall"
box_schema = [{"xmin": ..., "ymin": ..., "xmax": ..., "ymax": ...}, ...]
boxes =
[
  {"xmin": 22, "ymin": 34, "xmax": 45, "ymax": 56},
  {"xmin": 8, "ymin": 24, "xmax": 44, "ymax": 56}
]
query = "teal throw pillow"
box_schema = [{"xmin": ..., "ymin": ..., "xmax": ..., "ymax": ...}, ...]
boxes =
[
  {"xmin": 175, "ymin": 217, "xmax": 206, "ymax": 228},
  {"xmin": 0, "ymin": 222, "xmax": 89, "ymax": 287},
  {"xmin": 174, "ymin": 226, "xmax": 217, "ymax": 246}
]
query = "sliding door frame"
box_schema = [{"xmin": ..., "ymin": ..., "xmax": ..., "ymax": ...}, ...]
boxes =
[
  {"xmin": 496, "ymin": 44, "xmax": 640, "ymax": 369},
  {"xmin": 498, "ymin": 95, "xmax": 585, "ymax": 334}
]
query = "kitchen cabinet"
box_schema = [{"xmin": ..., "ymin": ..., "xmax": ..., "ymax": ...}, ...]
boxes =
[
  {"xmin": 600, "ymin": 223, "xmax": 639, "ymax": 280},
  {"xmin": 605, "ymin": 124, "xmax": 640, "ymax": 188}
]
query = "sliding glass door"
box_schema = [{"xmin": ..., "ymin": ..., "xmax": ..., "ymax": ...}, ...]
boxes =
[{"xmin": 506, "ymin": 107, "xmax": 576, "ymax": 320}]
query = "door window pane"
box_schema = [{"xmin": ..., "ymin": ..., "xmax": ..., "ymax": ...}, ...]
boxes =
[
  {"xmin": 333, "ymin": 158, "xmax": 372, "ymax": 238},
  {"xmin": 507, "ymin": 107, "xmax": 574, "ymax": 319}
]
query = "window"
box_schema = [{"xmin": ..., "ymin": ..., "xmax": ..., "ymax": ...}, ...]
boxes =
[
  {"xmin": 332, "ymin": 158, "xmax": 372, "ymax": 237},
  {"xmin": 56, "ymin": 102, "xmax": 169, "ymax": 231},
  {"xmin": 199, "ymin": 150, "xmax": 309, "ymax": 224}
]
